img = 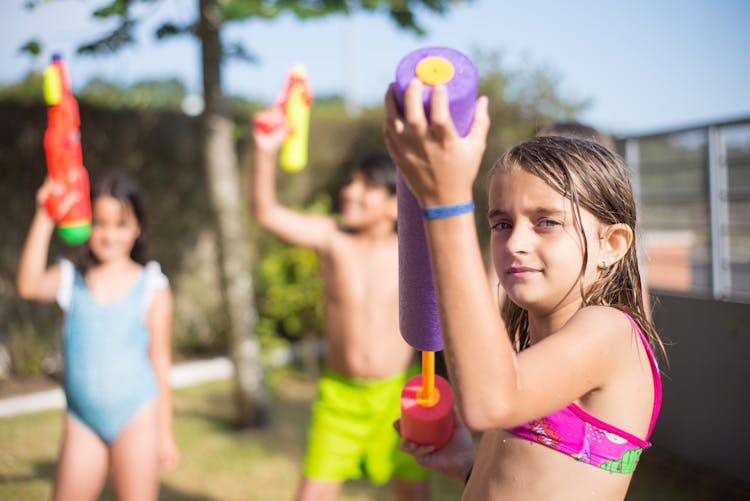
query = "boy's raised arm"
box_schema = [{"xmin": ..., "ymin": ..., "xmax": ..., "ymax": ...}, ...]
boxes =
[{"xmin": 250, "ymin": 108, "xmax": 336, "ymax": 250}]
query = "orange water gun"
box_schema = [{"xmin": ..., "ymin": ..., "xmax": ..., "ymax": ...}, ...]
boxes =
[
  {"xmin": 255, "ymin": 65, "xmax": 313, "ymax": 172},
  {"xmin": 42, "ymin": 54, "xmax": 91, "ymax": 245}
]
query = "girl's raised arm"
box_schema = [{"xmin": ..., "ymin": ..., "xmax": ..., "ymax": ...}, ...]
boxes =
[
  {"xmin": 384, "ymin": 81, "xmax": 519, "ymax": 430},
  {"xmin": 16, "ymin": 180, "xmax": 72, "ymax": 302}
]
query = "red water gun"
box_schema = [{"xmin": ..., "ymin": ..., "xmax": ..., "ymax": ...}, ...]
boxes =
[
  {"xmin": 254, "ymin": 65, "xmax": 313, "ymax": 173},
  {"xmin": 42, "ymin": 54, "xmax": 91, "ymax": 245}
]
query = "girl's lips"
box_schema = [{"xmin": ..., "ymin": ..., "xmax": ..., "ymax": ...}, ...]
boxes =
[{"xmin": 507, "ymin": 266, "xmax": 540, "ymax": 276}]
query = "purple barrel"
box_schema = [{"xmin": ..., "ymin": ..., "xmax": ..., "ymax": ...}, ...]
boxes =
[{"xmin": 393, "ymin": 47, "xmax": 478, "ymax": 352}]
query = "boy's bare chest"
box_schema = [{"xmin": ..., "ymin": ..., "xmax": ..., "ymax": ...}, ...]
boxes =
[{"xmin": 322, "ymin": 244, "xmax": 398, "ymax": 299}]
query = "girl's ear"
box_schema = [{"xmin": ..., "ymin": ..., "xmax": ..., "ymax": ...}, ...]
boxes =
[{"xmin": 598, "ymin": 223, "xmax": 633, "ymax": 269}]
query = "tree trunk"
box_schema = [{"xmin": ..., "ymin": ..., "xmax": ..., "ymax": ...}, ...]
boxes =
[{"xmin": 198, "ymin": 0, "xmax": 270, "ymax": 427}]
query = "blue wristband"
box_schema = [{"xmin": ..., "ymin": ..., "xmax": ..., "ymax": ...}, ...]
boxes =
[{"xmin": 422, "ymin": 201, "xmax": 475, "ymax": 220}]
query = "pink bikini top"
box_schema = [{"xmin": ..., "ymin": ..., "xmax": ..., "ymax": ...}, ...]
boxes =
[{"xmin": 506, "ymin": 313, "xmax": 662, "ymax": 474}]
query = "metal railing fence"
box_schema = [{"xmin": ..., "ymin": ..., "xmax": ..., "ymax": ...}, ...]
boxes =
[{"xmin": 619, "ymin": 116, "xmax": 750, "ymax": 303}]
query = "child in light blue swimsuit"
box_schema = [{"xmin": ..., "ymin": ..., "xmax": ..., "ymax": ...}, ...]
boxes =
[
  {"xmin": 58, "ymin": 258, "xmax": 164, "ymax": 444},
  {"xmin": 18, "ymin": 171, "xmax": 178, "ymax": 500}
]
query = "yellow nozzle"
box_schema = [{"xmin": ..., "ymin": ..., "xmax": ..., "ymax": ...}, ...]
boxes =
[
  {"xmin": 415, "ymin": 56, "xmax": 455, "ymax": 86},
  {"xmin": 43, "ymin": 65, "xmax": 62, "ymax": 106}
]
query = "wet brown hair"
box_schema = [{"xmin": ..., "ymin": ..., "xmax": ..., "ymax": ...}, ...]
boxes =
[{"xmin": 489, "ymin": 136, "xmax": 665, "ymax": 359}]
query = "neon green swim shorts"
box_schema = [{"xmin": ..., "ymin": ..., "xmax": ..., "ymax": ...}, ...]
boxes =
[{"xmin": 303, "ymin": 369, "xmax": 429, "ymax": 484}]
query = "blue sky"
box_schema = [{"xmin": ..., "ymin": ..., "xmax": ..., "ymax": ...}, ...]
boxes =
[{"xmin": 1, "ymin": 0, "xmax": 749, "ymax": 135}]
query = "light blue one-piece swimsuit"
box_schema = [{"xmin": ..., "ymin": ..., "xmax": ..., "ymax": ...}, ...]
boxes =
[{"xmin": 60, "ymin": 260, "xmax": 160, "ymax": 444}]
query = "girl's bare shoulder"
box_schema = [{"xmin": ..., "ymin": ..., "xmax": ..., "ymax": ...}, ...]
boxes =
[
  {"xmin": 541, "ymin": 306, "xmax": 637, "ymax": 373},
  {"xmin": 567, "ymin": 305, "xmax": 633, "ymax": 338}
]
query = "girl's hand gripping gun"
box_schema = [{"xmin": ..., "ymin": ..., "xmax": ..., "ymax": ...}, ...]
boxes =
[
  {"xmin": 394, "ymin": 47, "xmax": 479, "ymax": 449},
  {"xmin": 42, "ymin": 54, "xmax": 92, "ymax": 245}
]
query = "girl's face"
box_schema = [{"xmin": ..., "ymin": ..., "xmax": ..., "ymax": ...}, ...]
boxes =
[
  {"xmin": 339, "ymin": 171, "xmax": 395, "ymax": 231},
  {"xmin": 488, "ymin": 169, "xmax": 604, "ymax": 315},
  {"xmin": 89, "ymin": 196, "xmax": 141, "ymax": 264}
]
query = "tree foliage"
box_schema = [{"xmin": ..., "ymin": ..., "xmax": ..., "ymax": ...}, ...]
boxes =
[
  {"xmin": 0, "ymin": 71, "xmax": 43, "ymax": 103},
  {"xmin": 0, "ymin": 72, "xmax": 194, "ymax": 111},
  {"xmin": 474, "ymin": 49, "xmax": 591, "ymax": 155},
  {"xmin": 255, "ymin": 195, "xmax": 331, "ymax": 346},
  {"xmin": 80, "ymin": 77, "xmax": 187, "ymax": 110},
  {"xmin": 24, "ymin": 0, "xmax": 468, "ymax": 59}
]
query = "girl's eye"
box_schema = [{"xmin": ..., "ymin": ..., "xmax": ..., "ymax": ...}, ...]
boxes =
[
  {"xmin": 491, "ymin": 221, "xmax": 512, "ymax": 231},
  {"xmin": 538, "ymin": 219, "xmax": 562, "ymax": 228}
]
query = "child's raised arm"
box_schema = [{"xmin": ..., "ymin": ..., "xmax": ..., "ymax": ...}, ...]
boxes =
[
  {"xmin": 250, "ymin": 107, "xmax": 337, "ymax": 251},
  {"xmin": 384, "ymin": 80, "xmax": 516, "ymax": 430},
  {"xmin": 16, "ymin": 179, "xmax": 77, "ymax": 302}
]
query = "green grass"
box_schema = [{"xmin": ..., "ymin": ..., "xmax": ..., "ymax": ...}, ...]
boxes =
[
  {"xmin": 1, "ymin": 370, "xmax": 748, "ymax": 500},
  {"xmin": 0, "ymin": 371, "xmax": 463, "ymax": 500}
]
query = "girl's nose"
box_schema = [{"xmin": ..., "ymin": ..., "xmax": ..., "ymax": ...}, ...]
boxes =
[{"xmin": 505, "ymin": 225, "xmax": 532, "ymax": 254}]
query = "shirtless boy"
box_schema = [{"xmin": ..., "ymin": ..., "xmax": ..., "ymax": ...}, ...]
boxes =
[{"xmin": 251, "ymin": 107, "xmax": 429, "ymax": 501}]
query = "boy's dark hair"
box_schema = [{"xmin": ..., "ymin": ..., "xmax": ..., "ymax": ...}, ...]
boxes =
[
  {"xmin": 354, "ymin": 152, "xmax": 397, "ymax": 195},
  {"xmin": 77, "ymin": 171, "xmax": 149, "ymax": 274}
]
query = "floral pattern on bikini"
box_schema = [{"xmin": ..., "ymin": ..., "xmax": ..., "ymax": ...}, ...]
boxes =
[
  {"xmin": 508, "ymin": 408, "xmax": 650, "ymax": 475},
  {"xmin": 573, "ymin": 422, "xmax": 644, "ymax": 474}
]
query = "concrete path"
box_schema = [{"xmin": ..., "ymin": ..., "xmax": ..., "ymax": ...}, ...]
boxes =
[{"xmin": 0, "ymin": 357, "xmax": 233, "ymax": 418}]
